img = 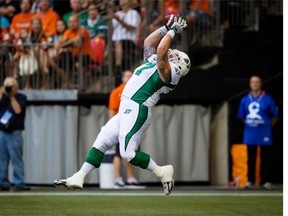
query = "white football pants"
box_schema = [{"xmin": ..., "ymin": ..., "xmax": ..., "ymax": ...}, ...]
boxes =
[{"xmin": 92, "ymin": 98, "xmax": 152, "ymax": 163}]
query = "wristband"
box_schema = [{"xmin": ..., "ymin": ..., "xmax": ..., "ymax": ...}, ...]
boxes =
[
  {"xmin": 167, "ymin": 30, "xmax": 175, "ymax": 38},
  {"xmin": 159, "ymin": 26, "xmax": 168, "ymax": 36}
]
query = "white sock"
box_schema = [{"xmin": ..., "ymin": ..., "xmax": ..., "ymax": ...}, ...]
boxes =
[
  {"xmin": 79, "ymin": 162, "xmax": 96, "ymax": 176},
  {"xmin": 146, "ymin": 158, "xmax": 160, "ymax": 172}
]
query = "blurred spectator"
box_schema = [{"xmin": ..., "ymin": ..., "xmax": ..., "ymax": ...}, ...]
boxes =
[
  {"xmin": 139, "ymin": 0, "xmax": 164, "ymax": 43},
  {"xmin": 237, "ymin": 76, "xmax": 278, "ymax": 189},
  {"xmin": 53, "ymin": 19, "xmax": 66, "ymax": 43},
  {"xmin": 83, "ymin": 4, "xmax": 107, "ymax": 66},
  {"xmin": 96, "ymin": 0, "xmax": 113, "ymax": 19},
  {"xmin": 147, "ymin": 0, "xmax": 164, "ymax": 33},
  {"xmin": 0, "ymin": 15, "xmax": 11, "ymax": 80},
  {"xmin": 112, "ymin": 0, "xmax": 140, "ymax": 86},
  {"xmin": 34, "ymin": 0, "xmax": 60, "ymax": 39},
  {"xmin": 83, "ymin": 4, "xmax": 107, "ymax": 40},
  {"xmin": 29, "ymin": 17, "xmax": 47, "ymax": 43},
  {"xmin": 12, "ymin": 28, "xmax": 37, "ymax": 89},
  {"xmin": 63, "ymin": 0, "xmax": 88, "ymax": 27},
  {"xmin": 54, "ymin": 15, "xmax": 91, "ymax": 88},
  {"xmin": 0, "ymin": 0, "xmax": 20, "ymax": 23},
  {"xmin": 29, "ymin": 17, "xmax": 50, "ymax": 88},
  {"xmin": 186, "ymin": 0, "xmax": 211, "ymax": 45},
  {"xmin": 163, "ymin": 0, "xmax": 211, "ymax": 46},
  {"xmin": 31, "ymin": 0, "xmax": 40, "ymax": 13},
  {"xmin": 31, "ymin": 0, "xmax": 54, "ymax": 13},
  {"xmin": 0, "ymin": 77, "xmax": 29, "ymax": 191},
  {"xmin": 10, "ymin": 0, "xmax": 34, "ymax": 38},
  {"xmin": 164, "ymin": 0, "xmax": 179, "ymax": 15},
  {"xmin": 0, "ymin": 15, "xmax": 10, "ymax": 42},
  {"xmin": 187, "ymin": 0, "xmax": 210, "ymax": 21},
  {"xmin": 130, "ymin": 0, "xmax": 141, "ymax": 12},
  {"xmin": 49, "ymin": 19, "xmax": 67, "ymax": 88},
  {"xmin": 81, "ymin": 0, "xmax": 89, "ymax": 9}
]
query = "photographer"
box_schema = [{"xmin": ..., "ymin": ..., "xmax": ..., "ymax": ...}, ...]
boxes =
[{"xmin": 0, "ymin": 77, "xmax": 29, "ymax": 191}]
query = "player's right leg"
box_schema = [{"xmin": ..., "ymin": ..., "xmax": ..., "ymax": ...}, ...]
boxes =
[
  {"xmin": 118, "ymin": 99, "xmax": 174, "ymax": 195},
  {"xmin": 153, "ymin": 165, "xmax": 174, "ymax": 195},
  {"xmin": 54, "ymin": 114, "xmax": 120, "ymax": 190}
]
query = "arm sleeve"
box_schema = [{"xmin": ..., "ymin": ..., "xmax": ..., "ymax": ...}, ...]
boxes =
[{"xmin": 63, "ymin": 29, "xmax": 69, "ymax": 39}]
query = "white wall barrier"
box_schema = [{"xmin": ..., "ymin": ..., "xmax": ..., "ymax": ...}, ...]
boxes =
[{"xmin": 21, "ymin": 104, "xmax": 228, "ymax": 185}]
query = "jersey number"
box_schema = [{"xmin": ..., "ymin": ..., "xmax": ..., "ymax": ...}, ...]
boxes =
[{"xmin": 135, "ymin": 62, "xmax": 155, "ymax": 76}]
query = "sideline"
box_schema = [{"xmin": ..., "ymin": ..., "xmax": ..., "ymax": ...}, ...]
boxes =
[{"xmin": 0, "ymin": 191, "xmax": 282, "ymax": 197}]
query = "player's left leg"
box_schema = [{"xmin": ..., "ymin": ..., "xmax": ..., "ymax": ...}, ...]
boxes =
[
  {"xmin": 118, "ymin": 99, "xmax": 151, "ymax": 168},
  {"xmin": 118, "ymin": 99, "xmax": 174, "ymax": 195},
  {"xmin": 54, "ymin": 114, "xmax": 121, "ymax": 190}
]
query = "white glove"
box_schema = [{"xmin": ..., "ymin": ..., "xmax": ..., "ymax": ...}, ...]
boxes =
[{"xmin": 168, "ymin": 16, "xmax": 187, "ymax": 34}]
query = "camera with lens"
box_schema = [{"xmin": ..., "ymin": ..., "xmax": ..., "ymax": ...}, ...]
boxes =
[{"xmin": 5, "ymin": 86, "xmax": 13, "ymax": 94}]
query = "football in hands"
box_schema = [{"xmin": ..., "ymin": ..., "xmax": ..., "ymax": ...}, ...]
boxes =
[{"xmin": 164, "ymin": 14, "xmax": 179, "ymax": 29}]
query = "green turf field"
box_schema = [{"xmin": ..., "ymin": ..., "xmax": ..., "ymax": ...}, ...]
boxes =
[{"xmin": 0, "ymin": 190, "xmax": 282, "ymax": 216}]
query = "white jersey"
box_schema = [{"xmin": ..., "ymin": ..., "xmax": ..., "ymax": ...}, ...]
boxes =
[
  {"xmin": 122, "ymin": 54, "xmax": 181, "ymax": 107},
  {"xmin": 112, "ymin": 9, "xmax": 140, "ymax": 43}
]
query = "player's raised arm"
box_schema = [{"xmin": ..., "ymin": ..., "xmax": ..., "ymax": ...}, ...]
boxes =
[
  {"xmin": 143, "ymin": 27, "xmax": 167, "ymax": 61},
  {"xmin": 143, "ymin": 14, "xmax": 185, "ymax": 61},
  {"xmin": 156, "ymin": 16, "xmax": 187, "ymax": 83}
]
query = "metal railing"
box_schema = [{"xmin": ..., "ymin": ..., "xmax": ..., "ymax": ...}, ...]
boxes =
[
  {"xmin": 0, "ymin": 0, "xmax": 282, "ymax": 92},
  {"xmin": 0, "ymin": 42, "xmax": 115, "ymax": 93}
]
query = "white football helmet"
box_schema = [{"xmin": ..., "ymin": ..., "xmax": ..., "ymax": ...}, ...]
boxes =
[{"xmin": 168, "ymin": 49, "xmax": 191, "ymax": 77}]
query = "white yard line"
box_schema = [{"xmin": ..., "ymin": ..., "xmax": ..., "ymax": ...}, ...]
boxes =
[{"xmin": 0, "ymin": 191, "xmax": 283, "ymax": 197}]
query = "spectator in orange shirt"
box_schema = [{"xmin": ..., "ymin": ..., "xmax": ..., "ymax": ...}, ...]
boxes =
[
  {"xmin": 54, "ymin": 15, "xmax": 91, "ymax": 88},
  {"xmin": 10, "ymin": 0, "xmax": 34, "ymax": 38},
  {"xmin": 164, "ymin": 0, "xmax": 179, "ymax": 16},
  {"xmin": 34, "ymin": 0, "xmax": 60, "ymax": 39},
  {"xmin": 56, "ymin": 15, "xmax": 91, "ymax": 61}
]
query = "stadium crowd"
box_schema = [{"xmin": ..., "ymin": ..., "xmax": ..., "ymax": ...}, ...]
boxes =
[
  {"xmin": 0, "ymin": 0, "xmax": 281, "ymax": 91},
  {"xmin": 0, "ymin": 0, "xmax": 213, "ymax": 91}
]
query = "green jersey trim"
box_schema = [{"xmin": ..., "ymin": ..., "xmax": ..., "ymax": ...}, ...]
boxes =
[{"xmin": 131, "ymin": 62, "xmax": 176, "ymax": 104}]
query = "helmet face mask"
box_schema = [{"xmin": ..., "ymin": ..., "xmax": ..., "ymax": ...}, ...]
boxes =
[{"xmin": 168, "ymin": 49, "xmax": 191, "ymax": 77}]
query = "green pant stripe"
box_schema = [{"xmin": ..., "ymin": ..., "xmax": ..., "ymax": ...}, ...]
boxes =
[
  {"xmin": 85, "ymin": 147, "xmax": 104, "ymax": 168},
  {"xmin": 125, "ymin": 104, "xmax": 148, "ymax": 150}
]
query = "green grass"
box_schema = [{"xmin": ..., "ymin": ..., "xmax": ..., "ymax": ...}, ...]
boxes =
[{"xmin": 0, "ymin": 190, "xmax": 282, "ymax": 216}]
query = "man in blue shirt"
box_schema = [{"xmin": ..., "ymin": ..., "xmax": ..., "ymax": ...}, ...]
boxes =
[
  {"xmin": 0, "ymin": 77, "xmax": 29, "ymax": 191},
  {"xmin": 238, "ymin": 75, "xmax": 278, "ymax": 189}
]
